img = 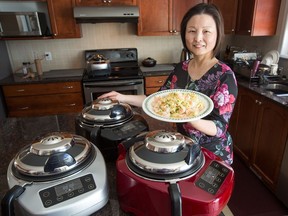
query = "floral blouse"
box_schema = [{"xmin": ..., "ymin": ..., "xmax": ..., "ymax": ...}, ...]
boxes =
[{"xmin": 160, "ymin": 60, "xmax": 238, "ymax": 165}]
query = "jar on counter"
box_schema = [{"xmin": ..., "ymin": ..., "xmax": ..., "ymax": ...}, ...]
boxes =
[
  {"xmin": 22, "ymin": 62, "xmax": 29, "ymax": 75},
  {"xmin": 22, "ymin": 62, "xmax": 33, "ymax": 75}
]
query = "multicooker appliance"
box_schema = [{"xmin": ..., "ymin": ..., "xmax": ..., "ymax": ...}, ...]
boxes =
[
  {"xmin": 1, "ymin": 132, "xmax": 109, "ymax": 216},
  {"xmin": 75, "ymin": 98, "xmax": 149, "ymax": 161},
  {"xmin": 116, "ymin": 130, "xmax": 235, "ymax": 216}
]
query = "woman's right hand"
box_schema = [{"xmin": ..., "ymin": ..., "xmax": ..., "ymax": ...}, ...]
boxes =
[{"xmin": 98, "ymin": 91, "xmax": 124, "ymax": 102}]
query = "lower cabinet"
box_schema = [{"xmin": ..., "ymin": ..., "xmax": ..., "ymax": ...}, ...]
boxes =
[
  {"xmin": 230, "ymin": 85, "xmax": 288, "ymax": 191},
  {"xmin": 2, "ymin": 81, "xmax": 84, "ymax": 117},
  {"xmin": 144, "ymin": 75, "xmax": 168, "ymax": 95}
]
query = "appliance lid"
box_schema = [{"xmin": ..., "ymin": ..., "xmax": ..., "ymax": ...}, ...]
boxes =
[
  {"xmin": 12, "ymin": 132, "xmax": 94, "ymax": 180},
  {"xmin": 81, "ymin": 98, "xmax": 133, "ymax": 124},
  {"xmin": 73, "ymin": 6, "xmax": 139, "ymax": 23},
  {"xmin": 127, "ymin": 130, "xmax": 204, "ymax": 179}
]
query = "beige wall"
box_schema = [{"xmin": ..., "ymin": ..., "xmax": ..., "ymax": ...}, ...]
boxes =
[
  {"xmin": 6, "ymin": 23, "xmax": 184, "ymax": 73},
  {"xmin": 6, "ymin": 22, "xmax": 287, "ymax": 75}
]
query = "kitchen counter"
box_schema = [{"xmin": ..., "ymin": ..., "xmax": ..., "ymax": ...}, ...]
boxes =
[
  {"xmin": 236, "ymin": 75, "xmax": 288, "ymax": 108},
  {"xmin": 0, "ymin": 68, "xmax": 84, "ymax": 85},
  {"xmin": 140, "ymin": 64, "xmax": 175, "ymax": 76}
]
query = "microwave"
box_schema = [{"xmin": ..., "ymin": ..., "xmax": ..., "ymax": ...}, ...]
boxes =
[{"xmin": 0, "ymin": 12, "xmax": 50, "ymax": 37}]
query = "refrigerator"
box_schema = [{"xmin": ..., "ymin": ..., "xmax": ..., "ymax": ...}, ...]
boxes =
[{"xmin": 0, "ymin": 41, "xmax": 12, "ymax": 120}]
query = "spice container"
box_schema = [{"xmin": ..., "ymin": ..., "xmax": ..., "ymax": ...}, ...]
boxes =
[{"xmin": 22, "ymin": 62, "xmax": 29, "ymax": 75}]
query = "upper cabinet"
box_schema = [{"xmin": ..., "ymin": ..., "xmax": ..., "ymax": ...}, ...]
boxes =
[
  {"xmin": 75, "ymin": 0, "xmax": 136, "ymax": 6},
  {"xmin": 137, "ymin": 0, "xmax": 205, "ymax": 36},
  {"xmin": 235, "ymin": 0, "xmax": 281, "ymax": 36},
  {"xmin": 47, "ymin": 0, "xmax": 82, "ymax": 38},
  {"xmin": 209, "ymin": 0, "xmax": 238, "ymax": 34}
]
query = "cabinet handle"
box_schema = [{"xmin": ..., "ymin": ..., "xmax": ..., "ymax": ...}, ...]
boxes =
[
  {"xmin": 169, "ymin": 30, "xmax": 173, "ymax": 33},
  {"xmin": 231, "ymin": 29, "xmax": 235, "ymax": 32},
  {"xmin": 172, "ymin": 30, "xmax": 177, "ymax": 33},
  {"xmin": 63, "ymin": 86, "xmax": 74, "ymax": 89},
  {"xmin": 248, "ymin": 30, "xmax": 251, "ymax": 33},
  {"xmin": 16, "ymin": 89, "xmax": 25, "ymax": 92},
  {"xmin": 158, "ymin": 80, "xmax": 164, "ymax": 83},
  {"xmin": 65, "ymin": 103, "xmax": 76, "ymax": 107},
  {"xmin": 18, "ymin": 106, "xmax": 29, "ymax": 110},
  {"xmin": 255, "ymin": 100, "xmax": 262, "ymax": 105}
]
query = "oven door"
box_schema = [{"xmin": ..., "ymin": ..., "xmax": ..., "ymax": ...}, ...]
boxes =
[{"xmin": 83, "ymin": 79, "xmax": 144, "ymax": 104}]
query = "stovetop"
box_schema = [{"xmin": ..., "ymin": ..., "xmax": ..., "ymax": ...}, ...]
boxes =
[{"xmin": 83, "ymin": 48, "xmax": 143, "ymax": 82}]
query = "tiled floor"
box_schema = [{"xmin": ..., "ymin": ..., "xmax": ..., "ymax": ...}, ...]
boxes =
[{"xmin": 1, "ymin": 111, "xmax": 288, "ymax": 216}]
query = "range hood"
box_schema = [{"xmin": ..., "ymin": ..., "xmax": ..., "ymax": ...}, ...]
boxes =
[{"xmin": 73, "ymin": 6, "xmax": 139, "ymax": 23}]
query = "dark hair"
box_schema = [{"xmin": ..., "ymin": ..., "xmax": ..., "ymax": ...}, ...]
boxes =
[{"xmin": 180, "ymin": 3, "xmax": 224, "ymax": 58}]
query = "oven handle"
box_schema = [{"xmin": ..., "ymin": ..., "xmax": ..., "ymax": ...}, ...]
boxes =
[{"xmin": 84, "ymin": 81, "xmax": 143, "ymax": 88}]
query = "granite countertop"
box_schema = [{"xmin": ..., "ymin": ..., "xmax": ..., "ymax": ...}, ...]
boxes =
[
  {"xmin": 140, "ymin": 64, "xmax": 175, "ymax": 76},
  {"xmin": 0, "ymin": 68, "xmax": 84, "ymax": 85},
  {"xmin": 236, "ymin": 75, "xmax": 288, "ymax": 108}
]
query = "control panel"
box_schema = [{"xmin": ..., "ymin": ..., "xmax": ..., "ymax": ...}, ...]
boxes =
[
  {"xmin": 195, "ymin": 161, "xmax": 230, "ymax": 195},
  {"xmin": 101, "ymin": 120, "xmax": 147, "ymax": 141},
  {"xmin": 39, "ymin": 174, "xmax": 96, "ymax": 208}
]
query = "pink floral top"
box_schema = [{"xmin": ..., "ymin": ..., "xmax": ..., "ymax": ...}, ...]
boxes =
[{"xmin": 160, "ymin": 60, "xmax": 238, "ymax": 165}]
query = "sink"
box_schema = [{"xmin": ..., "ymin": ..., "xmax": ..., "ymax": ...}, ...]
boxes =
[{"xmin": 264, "ymin": 83, "xmax": 288, "ymax": 96}]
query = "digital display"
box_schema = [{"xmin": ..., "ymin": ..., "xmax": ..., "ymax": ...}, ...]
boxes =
[
  {"xmin": 120, "ymin": 123, "xmax": 135, "ymax": 132},
  {"xmin": 201, "ymin": 166, "xmax": 220, "ymax": 184},
  {"xmin": 54, "ymin": 178, "xmax": 83, "ymax": 197}
]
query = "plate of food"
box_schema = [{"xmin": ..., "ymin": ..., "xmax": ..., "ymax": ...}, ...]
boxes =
[{"xmin": 142, "ymin": 89, "xmax": 214, "ymax": 123}]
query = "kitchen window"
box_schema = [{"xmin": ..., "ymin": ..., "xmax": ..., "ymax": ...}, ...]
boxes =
[{"xmin": 278, "ymin": 0, "xmax": 288, "ymax": 59}]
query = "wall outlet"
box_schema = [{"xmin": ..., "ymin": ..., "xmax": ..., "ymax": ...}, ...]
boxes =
[{"xmin": 45, "ymin": 52, "xmax": 52, "ymax": 61}]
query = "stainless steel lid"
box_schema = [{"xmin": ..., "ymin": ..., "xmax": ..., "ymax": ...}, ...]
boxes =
[
  {"xmin": 13, "ymin": 132, "xmax": 93, "ymax": 177},
  {"xmin": 128, "ymin": 130, "xmax": 204, "ymax": 175},
  {"xmin": 81, "ymin": 98, "xmax": 133, "ymax": 123}
]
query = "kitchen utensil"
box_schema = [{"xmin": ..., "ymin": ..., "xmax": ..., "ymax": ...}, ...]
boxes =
[
  {"xmin": 180, "ymin": 48, "xmax": 191, "ymax": 61},
  {"xmin": 86, "ymin": 54, "xmax": 111, "ymax": 76},
  {"xmin": 75, "ymin": 98, "xmax": 149, "ymax": 161},
  {"xmin": 1, "ymin": 132, "xmax": 109, "ymax": 216},
  {"xmin": 142, "ymin": 57, "xmax": 157, "ymax": 67},
  {"xmin": 116, "ymin": 130, "xmax": 234, "ymax": 216}
]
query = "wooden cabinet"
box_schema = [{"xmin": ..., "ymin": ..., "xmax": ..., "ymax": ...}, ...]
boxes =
[
  {"xmin": 235, "ymin": 0, "xmax": 281, "ymax": 36},
  {"xmin": 231, "ymin": 85, "xmax": 288, "ymax": 191},
  {"xmin": 145, "ymin": 75, "xmax": 168, "ymax": 95},
  {"xmin": 209, "ymin": 0, "xmax": 238, "ymax": 34},
  {"xmin": 137, "ymin": 0, "xmax": 205, "ymax": 36},
  {"xmin": 47, "ymin": 0, "xmax": 82, "ymax": 38},
  {"xmin": 75, "ymin": 0, "xmax": 136, "ymax": 6},
  {"xmin": 2, "ymin": 81, "xmax": 84, "ymax": 117}
]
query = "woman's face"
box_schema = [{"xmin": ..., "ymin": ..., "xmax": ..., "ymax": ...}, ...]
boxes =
[{"xmin": 185, "ymin": 14, "xmax": 217, "ymax": 58}]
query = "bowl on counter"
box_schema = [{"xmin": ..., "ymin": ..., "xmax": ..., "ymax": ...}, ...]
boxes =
[{"xmin": 142, "ymin": 57, "xmax": 157, "ymax": 67}]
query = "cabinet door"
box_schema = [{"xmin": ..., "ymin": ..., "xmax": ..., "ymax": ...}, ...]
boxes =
[
  {"xmin": 47, "ymin": 0, "xmax": 82, "ymax": 38},
  {"xmin": 209, "ymin": 0, "xmax": 238, "ymax": 34},
  {"xmin": 75, "ymin": 0, "xmax": 136, "ymax": 6},
  {"xmin": 236, "ymin": 0, "xmax": 281, "ymax": 36},
  {"xmin": 137, "ymin": 0, "xmax": 171, "ymax": 36},
  {"xmin": 137, "ymin": 0, "xmax": 205, "ymax": 36},
  {"xmin": 251, "ymin": 99, "xmax": 288, "ymax": 191},
  {"xmin": 172, "ymin": 0, "xmax": 205, "ymax": 33},
  {"xmin": 233, "ymin": 86, "xmax": 259, "ymax": 164}
]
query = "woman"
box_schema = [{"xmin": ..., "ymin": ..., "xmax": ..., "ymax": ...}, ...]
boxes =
[{"xmin": 99, "ymin": 3, "xmax": 238, "ymax": 165}]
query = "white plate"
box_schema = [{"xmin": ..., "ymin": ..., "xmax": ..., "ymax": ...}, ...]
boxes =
[
  {"xmin": 142, "ymin": 89, "xmax": 214, "ymax": 123},
  {"xmin": 261, "ymin": 50, "xmax": 280, "ymax": 66}
]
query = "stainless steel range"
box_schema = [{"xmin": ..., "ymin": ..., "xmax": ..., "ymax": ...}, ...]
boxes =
[{"xmin": 82, "ymin": 48, "xmax": 144, "ymax": 104}]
